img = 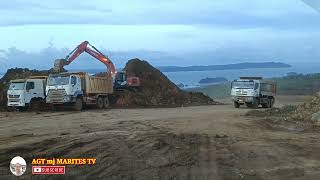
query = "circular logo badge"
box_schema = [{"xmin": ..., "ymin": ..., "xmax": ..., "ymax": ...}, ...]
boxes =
[{"xmin": 10, "ymin": 156, "xmax": 27, "ymax": 176}]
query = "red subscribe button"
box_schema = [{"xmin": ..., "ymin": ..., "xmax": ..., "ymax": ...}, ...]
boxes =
[{"xmin": 32, "ymin": 166, "xmax": 65, "ymax": 174}]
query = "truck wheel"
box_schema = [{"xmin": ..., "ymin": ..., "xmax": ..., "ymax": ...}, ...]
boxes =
[
  {"xmin": 51, "ymin": 105, "xmax": 57, "ymax": 111},
  {"xmin": 234, "ymin": 102, "xmax": 240, "ymax": 108},
  {"xmin": 30, "ymin": 99, "xmax": 41, "ymax": 111},
  {"xmin": 17, "ymin": 107, "xmax": 27, "ymax": 112},
  {"xmin": 103, "ymin": 96, "xmax": 110, "ymax": 108},
  {"xmin": 269, "ymin": 98, "xmax": 275, "ymax": 108},
  {"xmin": 261, "ymin": 101, "xmax": 269, "ymax": 108},
  {"xmin": 252, "ymin": 100, "xmax": 259, "ymax": 109},
  {"xmin": 96, "ymin": 97, "xmax": 104, "ymax": 109},
  {"xmin": 74, "ymin": 98, "xmax": 83, "ymax": 111}
]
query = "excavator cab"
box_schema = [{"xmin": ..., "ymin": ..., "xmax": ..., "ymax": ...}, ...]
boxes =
[
  {"xmin": 114, "ymin": 72, "xmax": 126, "ymax": 89},
  {"xmin": 114, "ymin": 72, "xmax": 140, "ymax": 89}
]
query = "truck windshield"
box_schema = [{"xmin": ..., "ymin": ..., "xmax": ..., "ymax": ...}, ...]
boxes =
[
  {"xmin": 9, "ymin": 82, "xmax": 25, "ymax": 90},
  {"xmin": 232, "ymin": 81, "xmax": 254, "ymax": 89},
  {"xmin": 48, "ymin": 76, "xmax": 70, "ymax": 86}
]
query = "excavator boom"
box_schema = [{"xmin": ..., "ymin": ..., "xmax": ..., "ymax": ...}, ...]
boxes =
[
  {"xmin": 53, "ymin": 41, "xmax": 140, "ymax": 88},
  {"xmin": 54, "ymin": 41, "xmax": 116, "ymax": 74}
]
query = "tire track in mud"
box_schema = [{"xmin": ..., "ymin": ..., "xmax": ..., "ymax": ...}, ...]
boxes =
[
  {"xmin": 0, "ymin": 120, "xmax": 219, "ymax": 179},
  {"xmin": 188, "ymin": 135, "xmax": 220, "ymax": 180}
]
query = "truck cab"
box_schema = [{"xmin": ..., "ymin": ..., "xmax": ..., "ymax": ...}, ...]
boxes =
[
  {"xmin": 231, "ymin": 77, "xmax": 276, "ymax": 109},
  {"xmin": 7, "ymin": 77, "xmax": 47, "ymax": 109},
  {"xmin": 46, "ymin": 72, "xmax": 112, "ymax": 110},
  {"xmin": 46, "ymin": 73, "xmax": 82, "ymax": 105}
]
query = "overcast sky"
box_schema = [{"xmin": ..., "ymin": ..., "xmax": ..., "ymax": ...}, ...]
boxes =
[{"xmin": 0, "ymin": 0, "xmax": 320, "ymax": 71}]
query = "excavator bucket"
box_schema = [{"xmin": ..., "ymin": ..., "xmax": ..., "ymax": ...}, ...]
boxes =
[{"xmin": 53, "ymin": 59, "xmax": 67, "ymax": 73}]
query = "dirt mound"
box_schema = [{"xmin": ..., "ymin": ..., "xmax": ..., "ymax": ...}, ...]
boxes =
[
  {"xmin": 245, "ymin": 105, "xmax": 297, "ymax": 118},
  {"xmin": 116, "ymin": 59, "xmax": 219, "ymax": 107},
  {"xmin": 246, "ymin": 96, "xmax": 320, "ymax": 123}
]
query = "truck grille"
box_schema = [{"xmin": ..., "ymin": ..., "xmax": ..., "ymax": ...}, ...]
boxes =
[
  {"xmin": 9, "ymin": 99, "xmax": 20, "ymax": 102},
  {"xmin": 47, "ymin": 89, "xmax": 66, "ymax": 103},
  {"xmin": 236, "ymin": 90, "xmax": 248, "ymax": 95},
  {"xmin": 9, "ymin": 94, "xmax": 20, "ymax": 98}
]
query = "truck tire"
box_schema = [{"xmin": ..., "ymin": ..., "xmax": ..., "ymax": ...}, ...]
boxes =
[
  {"xmin": 96, "ymin": 96, "xmax": 104, "ymax": 109},
  {"xmin": 51, "ymin": 105, "xmax": 58, "ymax": 111},
  {"xmin": 252, "ymin": 99, "xmax": 259, "ymax": 109},
  {"xmin": 270, "ymin": 98, "xmax": 275, "ymax": 108},
  {"xmin": 30, "ymin": 99, "xmax": 41, "ymax": 111},
  {"xmin": 103, "ymin": 96, "xmax": 110, "ymax": 108},
  {"xmin": 246, "ymin": 102, "xmax": 252, "ymax": 108},
  {"xmin": 234, "ymin": 101, "xmax": 240, "ymax": 108},
  {"xmin": 261, "ymin": 103, "xmax": 268, "ymax": 108},
  {"xmin": 261, "ymin": 100, "xmax": 270, "ymax": 108},
  {"xmin": 73, "ymin": 98, "xmax": 83, "ymax": 111},
  {"xmin": 17, "ymin": 107, "xmax": 27, "ymax": 112}
]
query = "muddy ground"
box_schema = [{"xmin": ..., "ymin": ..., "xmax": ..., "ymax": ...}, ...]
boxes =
[{"xmin": 0, "ymin": 95, "xmax": 319, "ymax": 180}]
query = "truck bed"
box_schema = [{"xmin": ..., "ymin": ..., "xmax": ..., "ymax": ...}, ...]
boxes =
[{"xmin": 81, "ymin": 73, "xmax": 113, "ymax": 94}]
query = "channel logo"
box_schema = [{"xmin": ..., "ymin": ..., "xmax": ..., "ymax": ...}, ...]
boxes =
[
  {"xmin": 10, "ymin": 156, "xmax": 27, "ymax": 176},
  {"xmin": 32, "ymin": 166, "xmax": 65, "ymax": 175}
]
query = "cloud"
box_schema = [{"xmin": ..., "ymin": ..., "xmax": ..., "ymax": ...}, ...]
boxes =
[
  {"xmin": 0, "ymin": 0, "xmax": 319, "ymax": 30},
  {"xmin": 2, "ymin": 31, "xmax": 320, "ymax": 73},
  {"xmin": 0, "ymin": 0, "xmax": 319, "ymax": 69},
  {"xmin": 0, "ymin": 45, "xmax": 177, "ymax": 72}
]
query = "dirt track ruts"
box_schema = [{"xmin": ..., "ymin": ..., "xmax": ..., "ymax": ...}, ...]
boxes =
[{"xmin": 0, "ymin": 95, "xmax": 319, "ymax": 180}]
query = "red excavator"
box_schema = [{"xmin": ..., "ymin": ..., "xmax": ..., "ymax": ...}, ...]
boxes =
[{"xmin": 53, "ymin": 41, "xmax": 140, "ymax": 89}]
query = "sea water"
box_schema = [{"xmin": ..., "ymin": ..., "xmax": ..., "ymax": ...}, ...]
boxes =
[
  {"xmin": 1, "ymin": 62, "xmax": 320, "ymax": 87},
  {"xmin": 164, "ymin": 62, "xmax": 320, "ymax": 87}
]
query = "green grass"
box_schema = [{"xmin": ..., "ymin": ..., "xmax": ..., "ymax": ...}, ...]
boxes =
[
  {"xmin": 271, "ymin": 74, "xmax": 320, "ymax": 95},
  {"xmin": 187, "ymin": 73, "xmax": 320, "ymax": 99}
]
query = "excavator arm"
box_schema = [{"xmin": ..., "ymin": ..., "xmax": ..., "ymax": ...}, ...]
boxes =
[
  {"xmin": 53, "ymin": 41, "xmax": 140, "ymax": 88},
  {"xmin": 53, "ymin": 41, "xmax": 116, "ymax": 74}
]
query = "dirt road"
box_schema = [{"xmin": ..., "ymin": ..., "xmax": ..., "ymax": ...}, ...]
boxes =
[{"xmin": 0, "ymin": 95, "xmax": 319, "ymax": 179}]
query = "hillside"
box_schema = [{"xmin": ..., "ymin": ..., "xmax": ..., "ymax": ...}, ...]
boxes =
[{"xmin": 158, "ymin": 62, "xmax": 291, "ymax": 72}]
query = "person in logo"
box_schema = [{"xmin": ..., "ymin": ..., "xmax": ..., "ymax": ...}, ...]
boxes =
[
  {"xmin": 10, "ymin": 156, "xmax": 27, "ymax": 176},
  {"xmin": 14, "ymin": 163, "xmax": 23, "ymax": 176}
]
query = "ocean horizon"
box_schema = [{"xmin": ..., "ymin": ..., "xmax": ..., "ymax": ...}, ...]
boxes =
[{"xmin": 1, "ymin": 62, "xmax": 320, "ymax": 87}]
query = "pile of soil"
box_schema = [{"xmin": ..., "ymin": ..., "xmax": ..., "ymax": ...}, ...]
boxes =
[
  {"xmin": 115, "ymin": 59, "xmax": 219, "ymax": 107},
  {"xmin": 245, "ymin": 105, "xmax": 297, "ymax": 118},
  {"xmin": 246, "ymin": 96, "xmax": 320, "ymax": 125}
]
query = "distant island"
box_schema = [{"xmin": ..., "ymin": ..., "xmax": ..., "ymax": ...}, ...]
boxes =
[
  {"xmin": 199, "ymin": 77, "xmax": 228, "ymax": 85},
  {"xmin": 158, "ymin": 62, "xmax": 291, "ymax": 72}
]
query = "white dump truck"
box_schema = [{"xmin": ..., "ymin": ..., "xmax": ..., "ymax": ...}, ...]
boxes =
[
  {"xmin": 231, "ymin": 77, "xmax": 276, "ymax": 109},
  {"xmin": 46, "ymin": 72, "xmax": 113, "ymax": 110},
  {"xmin": 7, "ymin": 76, "xmax": 47, "ymax": 110}
]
